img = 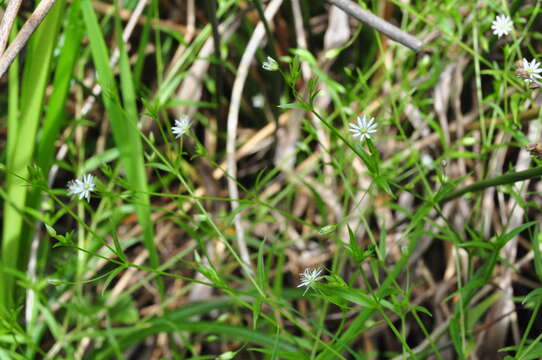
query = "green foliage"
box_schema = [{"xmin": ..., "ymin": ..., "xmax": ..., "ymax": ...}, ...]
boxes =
[
  {"xmin": 1, "ymin": 0, "xmax": 67, "ymax": 312},
  {"xmin": 2, "ymin": 0, "xmax": 542, "ymax": 358}
]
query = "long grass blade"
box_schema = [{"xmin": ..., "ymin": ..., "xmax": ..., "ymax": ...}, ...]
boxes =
[
  {"xmin": 1, "ymin": 0, "xmax": 66, "ymax": 310},
  {"xmin": 80, "ymin": 0, "xmax": 161, "ymax": 294}
]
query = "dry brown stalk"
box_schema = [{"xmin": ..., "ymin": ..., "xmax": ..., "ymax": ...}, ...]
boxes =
[
  {"xmin": 0, "ymin": 0, "xmax": 57, "ymax": 79},
  {"xmin": 327, "ymin": 0, "xmax": 424, "ymax": 51},
  {"xmin": 0, "ymin": 0, "xmax": 23, "ymax": 56}
]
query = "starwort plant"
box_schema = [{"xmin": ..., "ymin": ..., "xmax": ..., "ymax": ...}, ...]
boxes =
[
  {"xmin": 171, "ymin": 115, "xmax": 191, "ymax": 138},
  {"xmin": 491, "ymin": 14, "xmax": 513, "ymax": 38},
  {"xmin": 3, "ymin": 1, "xmax": 542, "ymax": 359},
  {"xmin": 520, "ymin": 58, "xmax": 542, "ymax": 83},
  {"xmin": 297, "ymin": 267, "xmax": 324, "ymax": 295},
  {"xmin": 348, "ymin": 115, "xmax": 378, "ymax": 142},
  {"xmin": 67, "ymin": 174, "xmax": 96, "ymax": 202},
  {"xmin": 261, "ymin": 55, "xmax": 279, "ymax": 71}
]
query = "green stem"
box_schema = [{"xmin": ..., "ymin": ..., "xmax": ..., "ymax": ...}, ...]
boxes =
[
  {"xmin": 440, "ymin": 165, "xmax": 542, "ymax": 204},
  {"xmin": 516, "ymin": 303, "xmax": 540, "ymax": 358}
]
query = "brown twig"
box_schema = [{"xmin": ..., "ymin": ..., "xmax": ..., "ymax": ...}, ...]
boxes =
[
  {"xmin": 0, "ymin": 0, "xmax": 23, "ymax": 56},
  {"xmin": 0, "ymin": 0, "xmax": 57, "ymax": 79},
  {"xmin": 226, "ymin": 0, "xmax": 284, "ymax": 276},
  {"xmin": 326, "ymin": 0, "xmax": 424, "ymax": 52}
]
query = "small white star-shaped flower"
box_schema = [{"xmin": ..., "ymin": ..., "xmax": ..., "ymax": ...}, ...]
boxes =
[
  {"xmin": 297, "ymin": 267, "xmax": 324, "ymax": 294},
  {"xmin": 172, "ymin": 115, "xmax": 191, "ymax": 138},
  {"xmin": 491, "ymin": 15, "xmax": 513, "ymax": 38},
  {"xmin": 349, "ymin": 115, "xmax": 377, "ymax": 142},
  {"xmin": 522, "ymin": 58, "xmax": 542, "ymax": 83},
  {"xmin": 67, "ymin": 174, "xmax": 96, "ymax": 202},
  {"xmin": 262, "ymin": 56, "xmax": 279, "ymax": 71}
]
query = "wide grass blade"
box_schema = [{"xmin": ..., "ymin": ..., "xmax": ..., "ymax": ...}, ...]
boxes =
[
  {"xmin": 91, "ymin": 300, "xmax": 304, "ymax": 359},
  {"xmin": 1, "ymin": 0, "xmax": 66, "ymax": 310}
]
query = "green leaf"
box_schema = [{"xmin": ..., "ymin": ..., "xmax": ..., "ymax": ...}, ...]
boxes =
[
  {"xmin": 522, "ymin": 288, "xmax": 542, "ymax": 307},
  {"xmin": 412, "ymin": 305, "xmax": 432, "ymax": 318},
  {"xmin": 533, "ymin": 233, "xmax": 542, "ymax": 283},
  {"xmin": 319, "ymin": 224, "xmax": 337, "ymax": 235},
  {"xmin": 91, "ymin": 315, "xmax": 302, "ymax": 359},
  {"xmin": 109, "ymin": 293, "xmax": 139, "ymax": 324},
  {"xmin": 253, "ymin": 239, "xmax": 268, "ymax": 328},
  {"xmin": 45, "ymin": 224, "xmax": 57, "ymax": 238},
  {"xmin": 457, "ymin": 241, "xmax": 495, "ymax": 251},
  {"xmin": 102, "ymin": 266, "xmax": 127, "ymax": 296},
  {"xmin": 81, "ymin": 0, "xmax": 161, "ymax": 295},
  {"xmin": 495, "ymin": 221, "xmax": 536, "ymax": 250},
  {"xmin": 278, "ymin": 102, "xmax": 311, "ymax": 111},
  {"xmin": 501, "ymin": 342, "xmax": 542, "ymax": 360},
  {"xmin": 319, "ymin": 285, "xmax": 377, "ymax": 309},
  {"xmin": 466, "ymin": 292, "xmax": 500, "ymax": 329},
  {"xmin": 346, "ymin": 225, "xmax": 362, "ymax": 262}
]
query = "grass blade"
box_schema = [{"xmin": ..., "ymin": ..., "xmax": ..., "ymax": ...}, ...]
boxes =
[
  {"xmin": 1, "ymin": 0, "xmax": 66, "ymax": 310},
  {"xmin": 80, "ymin": 0, "xmax": 161, "ymax": 293}
]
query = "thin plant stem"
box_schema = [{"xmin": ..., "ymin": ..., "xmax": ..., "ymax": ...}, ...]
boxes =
[
  {"xmin": 440, "ymin": 165, "xmax": 542, "ymax": 204},
  {"xmin": 516, "ymin": 303, "xmax": 540, "ymax": 357}
]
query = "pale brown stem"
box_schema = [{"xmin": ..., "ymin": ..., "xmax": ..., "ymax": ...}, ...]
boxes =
[
  {"xmin": 0, "ymin": 0, "xmax": 23, "ymax": 56},
  {"xmin": 327, "ymin": 0, "xmax": 424, "ymax": 51},
  {"xmin": 0, "ymin": 0, "xmax": 57, "ymax": 78}
]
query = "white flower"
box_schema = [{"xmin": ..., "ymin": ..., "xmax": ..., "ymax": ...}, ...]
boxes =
[
  {"xmin": 297, "ymin": 267, "xmax": 323, "ymax": 294},
  {"xmin": 252, "ymin": 94, "xmax": 265, "ymax": 108},
  {"xmin": 262, "ymin": 56, "xmax": 279, "ymax": 71},
  {"xmin": 349, "ymin": 115, "xmax": 377, "ymax": 142},
  {"xmin": 172, "ymin": 115, "xmax": 191, "ymax": 138},
  {"xmin": 521, "ymin": 58, "xmax": 542, "ymax": 83},
  {"xmin": 491, "ymin": 15, "xmax": 513, "ymax": 38},
  {"xmin": 421, "ymin": 154, "xmax": 434, "ymax": 168},
  {"xmin": 67, "ymin": 174, "xmax": 96, "ymax": 202}
]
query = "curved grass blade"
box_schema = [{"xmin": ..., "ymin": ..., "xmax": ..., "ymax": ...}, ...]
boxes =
[{"xmin": 80, "ymin": 0, "xmax": 162, "ymax": 294}]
